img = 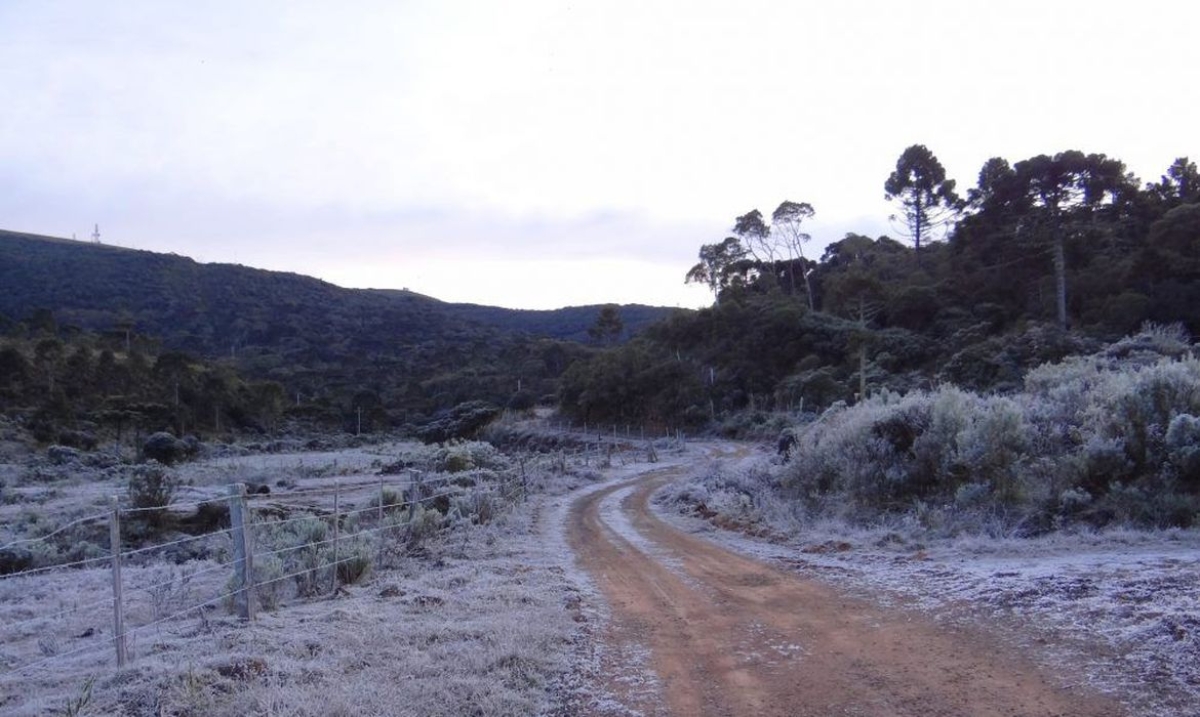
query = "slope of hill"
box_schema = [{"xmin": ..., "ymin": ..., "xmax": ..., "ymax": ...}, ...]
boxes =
[
  {"xmin": 0, "ymin": 229, "xmax": 670, "ymax": 422},
  {"xmin": 374, "ymin": 291, "xmax": 675, "ymax": 343}
]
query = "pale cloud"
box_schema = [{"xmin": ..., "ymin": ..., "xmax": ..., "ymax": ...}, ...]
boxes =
[{"xmin": 1, "ymin": 0, "xmax": 1196, "ymax": 309}]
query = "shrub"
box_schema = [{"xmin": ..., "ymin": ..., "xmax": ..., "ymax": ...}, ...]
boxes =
[
  {"xmin": 773, "ymin": 329, "xmax": 1200, "ymax": 531},
  {"xmin": 406, "ymin": 505, "xmax": 442, "ymax": 549},
  {"xmin": 1165, "ymin": 413, "xmax": 1200, "ymax": 488},
  {"xmin": 127, "ymin": 464, "xmax": 179, "ymax": 530},
  {"xmin": 143, "ymin": 432, "xmax": 187, "ymax": 464},
  {"xmin": 414, "ymin": 401, "xmax": 502, "ymax": 444},
  {"xmin": 507, "ymin": 390, "xmax": 537, "ymax": 412},
  {"xmin": 46, "ymin": 445, "xmax": 81, "ymax": 465},
  {"xmin": 336, "ymin": 550, "xmax": 371, "ymax": 585},
  {"xmin": 0, "ymin": 548, "xmax": 34, "ymax": 575},
  {"xmin": 56, "ymin": 430, "xmax": 98, "ymax": 451},
  {"xmin": 251, "ymin": 555, "xmax": 286, "ymax": 611}
]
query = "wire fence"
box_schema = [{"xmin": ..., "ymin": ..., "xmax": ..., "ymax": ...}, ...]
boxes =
[{"xmin": 0, "ymin": 437, "xmax": 668, "ymax": 681}]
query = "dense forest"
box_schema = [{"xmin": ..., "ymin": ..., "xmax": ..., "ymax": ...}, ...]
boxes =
[
  {"xmin": 559, "ymin": 148, "xmax": 1200, "ymax": 429},
  {"xmin": 3, "ymin": 147, "xmax": 1198, "ymax": 443},
  {"xmin": 0, "ymin": 230, "xmax": 669, "ymax": 438}
]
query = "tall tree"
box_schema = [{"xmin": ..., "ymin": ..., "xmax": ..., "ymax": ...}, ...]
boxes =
[
  {"xmin": 1149, "ymin": 156, "xmax": 1200, "ymax": 208},
  {"xmin": 884, "ymin": 144, "xmax": 962, "ymax": 255},
  {"xmin": 1012, "ymin": 150, "xmax": 1134, "ymax": 329},
  {"xmin": 685, "ymin": 236, "xmax": 748, "ymax": 301},
  {"xmin": 588, "ymin": 305, "xmax": 625, "ymax": 346},
  {"xmin": 733, "ymin": 209, "xmax": 779, "ymax": 288},
  {"xmin": 771, "ymin": 201, "xmax": 817, "ymax": 309}
]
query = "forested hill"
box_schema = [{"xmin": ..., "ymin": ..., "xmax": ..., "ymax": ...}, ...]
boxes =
[
  {"xmin": 0, "ymin": 230, "xmax": 456, "ymax": 354},
  {"xmin": 0, "ymin": 229, "xmax": 666, "ymax": 424},
  {"xmin": 558, "ymin": 150, "xmax": 1200, "ymax": 429},
  {"xmin": 0, "ymin": 230, "xmax": 668, "ymax": 348},
  {"xmin": 405, "ymin": 297, "xmax": 672, "ymax": 344}
]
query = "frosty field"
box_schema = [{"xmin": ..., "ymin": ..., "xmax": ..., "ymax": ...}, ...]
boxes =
[{"xmin": 1, "ymin": 438, "xmax": 1197, "ymax": 715}]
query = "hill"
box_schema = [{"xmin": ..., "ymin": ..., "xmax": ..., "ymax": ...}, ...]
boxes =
[{"xmin": 0, "ymin": 229, "xmax": 671, "ymax": 425}]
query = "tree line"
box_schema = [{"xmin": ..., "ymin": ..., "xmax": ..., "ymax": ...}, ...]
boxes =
[{"xmin": 559, "ymin": 146, "xmax": 1200, "ymax": 429}]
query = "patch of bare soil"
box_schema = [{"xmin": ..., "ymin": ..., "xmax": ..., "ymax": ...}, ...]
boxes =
[{"xmin": 566, "ymin": 461, "xmax": 1125, "ymax": 717}]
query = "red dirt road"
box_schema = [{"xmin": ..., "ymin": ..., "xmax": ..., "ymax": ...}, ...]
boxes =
[{"xmin": 566, "ymin": 460, "xmax": 1123, "ymax": 717}]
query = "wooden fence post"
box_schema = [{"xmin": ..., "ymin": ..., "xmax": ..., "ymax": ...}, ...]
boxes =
[
  {"xmin": 229, "ymin": 483, "xmax": 256, "ymax": 622},
  {"xmin": 377, "ymin": 476, "xmax": 386, "ymax": 564},
  {"xmin": 520, "ymin": 457, "xmax": 528, "ymax": 502},
  {"xmin": 408, "ymin": 471, "xmax": 422, "ymax": 523},
  {"xmin": 109, "ymin": 497, "xmax": 127, "ymax": 668},
  {"xmin": 378, "ymin": 477, "xmax": 385, "ymax": 524},
  {"xmin": 331, "ymin": 481, "xmax": 340, "ymax": 592}
]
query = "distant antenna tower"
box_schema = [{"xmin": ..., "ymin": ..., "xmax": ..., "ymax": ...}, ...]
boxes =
[{"xmin": 92, "ymin": 224, "xmax": 101, "ymax": 244}]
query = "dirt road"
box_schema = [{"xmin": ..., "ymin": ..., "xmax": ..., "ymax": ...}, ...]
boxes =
[{"xmin": 566, "ymin": 458, "xmax": 1124, "ymax": 717}]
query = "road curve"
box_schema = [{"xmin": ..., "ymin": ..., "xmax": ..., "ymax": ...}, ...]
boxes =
[{"xmin": 566, "ymin": 457, "xmax": 1124, "ymax": 717}]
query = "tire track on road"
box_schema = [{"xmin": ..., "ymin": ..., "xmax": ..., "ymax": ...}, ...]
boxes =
[{"xmin": 567, "ymin": 452, "xmax": 1124, "ymax": 717}]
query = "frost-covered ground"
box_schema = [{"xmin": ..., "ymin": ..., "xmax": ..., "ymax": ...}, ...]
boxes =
[
  {"xmin": 656, "ymin": 449, "xmax": 1200, "ymax": 717},
  {"xmin": 0, "ymin": 506, "xmax": 582, "ymax": 716},
  {"xmin": 13, "ymin": 434, "xmax": 1189, "ymax": 715},
  {"xmin": 0, "ymin": 435, "xmax": 686, "ymax": 716},
  {"xmin": 0, "ymin": 440, "xmax": 565, "ymax": 715}
]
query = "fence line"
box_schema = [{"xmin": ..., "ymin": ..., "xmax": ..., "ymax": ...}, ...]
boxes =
[
  {"xmin": 0, "ymin": 553, "xmax": 116, "ymax": 581},
  {"xmin": 120, "ymin": 528, "xmax": 235, "ymax": 559},
  {"xmin": 0, "ymin": 512, "xmax": 109, "ymax": 552},
  {"xmin": 246, "ymin": 485, "xmax": 477, "ymax": 532},
  {"xmin": 119, "ymin": 500, "xmax": 217, "ymax": 516},
  {"xmin": 0, "ymin": 630, "xmax": 114, "ymax": 679},
  {"xmin": 254, "ymin": 471, "xmax": 461, "ymax": 500},
  {"xmin": 0, "ymin": 439, "xmax": 649, "ymax": 680},
  {"xmin": 4, "ymin": 594, "xmax": 116, "ymax": 632},
  {"xmin": 130, "ymin": 561, "xmax": 231, "ymax": 596}
]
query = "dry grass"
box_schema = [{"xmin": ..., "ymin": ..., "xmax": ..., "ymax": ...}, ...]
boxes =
[{"xmin": 0, "ymin": 438, "xmax": 630, "ymax": 717}]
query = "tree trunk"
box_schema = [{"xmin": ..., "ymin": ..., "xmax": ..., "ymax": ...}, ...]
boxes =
[
  {"xmin": 858, "ymin": 297, "xmax": 869, "ymax": 401},
  {"xmin": 802, "ymin": 264, "xmax": 815, "ymax": 311},
  {"xmin": 1053, "ymin": 234, "xmax": 1068, "ymax": 330}
]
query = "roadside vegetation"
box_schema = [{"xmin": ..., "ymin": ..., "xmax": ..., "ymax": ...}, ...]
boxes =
[{"xmin": 665, "ymin": 325, "xmax": 1200, "ymax": 538}]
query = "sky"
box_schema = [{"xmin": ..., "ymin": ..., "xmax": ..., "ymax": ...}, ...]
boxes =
[{"xmin": 1, "ymin": 1, "xmax": 1196, "ymax": 310}]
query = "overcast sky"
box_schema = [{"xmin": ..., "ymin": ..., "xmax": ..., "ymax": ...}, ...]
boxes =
[{"xmin": 2, "ymin": 1, "xmax": 1196, "ymax": 310}]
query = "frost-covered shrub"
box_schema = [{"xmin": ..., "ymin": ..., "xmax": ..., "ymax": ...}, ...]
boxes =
[
  {"xmin": 1071, "ymin": 435, "xmax": 1131, "ymax": 494},
  {"xmin": 336, "ymin": 549, "xmax": 371, "ymax": 585},
  {"xmin": 1058, "ymin": 486, "xmax": 1092, "ymax": 513},
  {"xmin": 773, "ymin": 330, "xmax": 1200, "ymax": 531},
  {"xmin": 55, "ymin": 429, "xmax": 98, "ymax": 451},
  {"xmin": 1165, "ymin": 413, "xmax": 1200, "ymax": 487},
  {"xmin": 251, "ymin": 515, "xmax": 379, "ymax": 603},
  {"xmin": 784, "ymin": 388, "xmax": 1036, "ymax": 522},
  {"xmin": 1101, "ymin": 322, "xmax": 1191, "ymax": 364},
  {"xmin": 954, "ymin": 482, "xmax": 991, "ymax": 508},
  {"xmin": 1100, "ymin": 361, "xmax": 1200, "ymax": 471},
  {"xmin": 46, "ymin": 445, "xmax": 81, "ymax": 465},
  {"xmin": 442, "ymin": 450, "xmax": 472, "ymax": 473},
  {"xmin": 415, "ymin": 401, "xmax": 502, "ymax": 444},
  {"xmin": 252, "ymin": 555, "xmax": 287, "ymax": 611},
  {"xmin": 406, "ymin": 505, "xmax": 442, "ymax": 548},
  {"xmin": 127, "ymin": 463, "xmax": 179, "ymax": 531}
]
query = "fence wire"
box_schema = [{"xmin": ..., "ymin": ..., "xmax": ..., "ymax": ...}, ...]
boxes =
[
  {"xmin": 0, "ymin": 511, "xmax": 108, "ymax": 552},
  {"xmin": 0, "ymin": 457, "xmax": 555, "ymax": 681}
]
